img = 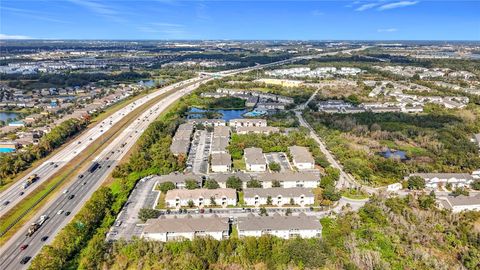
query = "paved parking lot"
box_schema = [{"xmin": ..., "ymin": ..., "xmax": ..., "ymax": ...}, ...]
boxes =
[
  {"xmin": 264, "ymin": 152, "xmax": 292, "ymax": 172},
  {"xmin": 106, "ymin": 176, "xmax": 159, "ymax": 241},
  {"xmin": 189, "ymin": 130, "xmax": 211, "ymax": 174}
]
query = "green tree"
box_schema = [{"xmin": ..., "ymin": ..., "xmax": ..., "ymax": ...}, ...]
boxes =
[
  {"xmin": 259, "ymin": 207, "xmax": 268, "ymax": 216},
  {"xmin": 185, "ymin": 179, "xmax": 199, "ymax": 190},
  {"xmin": 471, "ymin": 180, "xmax": 480, "ymax": 191},
  {"xmin": 272, "ymin": 180, "xmax": 281, "ymax": 188},
  {"xmin": 285, "ymin": 208, "xmax": 292, "ymax": 216},
  {"xmin": 138, "ymin": 208, "xmax": 161, "ymax": 222},
  {"xmin": 204, "ymin": 179, "xmax": 220, "ymax": 189},
  {"xmin": 322, "ymin": 186, "xmax": 341, "ymax": 201},
  {"xmin": 226, "ymin": 176, "xmax": 243, "ymax": 191},
  {"xmin": 320, "ymin": 167, "xmax": 340, "ymax": 188},
  {"xmin": 289, "ymin": 197, "xmax": 295, "ymax": 205},
  {"xmin": 451, "ymin": 187, "xmax": 469, "ymax": 197},
  {"xmin": 269, "ymin": 162, "xmax": 281, "ymax": 172},
  {"xmin": 266, "ymin": 196, "xmax": 273, "ymax": 205},
  {"xmin": 210, "ymin": 196, "xmax": 217, "ymax": 206},
  {"xmin": 418, "ymin": 194, "xmax": 436, "ymax": 209},
  {"xmin": 247, "ymin": 180, "xmax": 262, "ymax": 188},
  {"xmin": 187, "ymin": 200, "xmax": 195, "ymax": 208},
  {"xmin": 407, "ymin": 176, "xmax": 426, "ymax": 190},
  {"xmin": 158, "ymin": 181, "xmax": 176, "ymax": 193}
]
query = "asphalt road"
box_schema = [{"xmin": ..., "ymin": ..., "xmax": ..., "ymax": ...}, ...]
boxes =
[
  {"xmin": 0, "ymin": 47, "xmax": 369, "ymax": 269},
  {"xmin": 0, "ymin": 77, "xmax": 202, "ymax": 217},
  {"xmin": 0, "ymin": 79, "xmax": 209, "ymax": 270}
]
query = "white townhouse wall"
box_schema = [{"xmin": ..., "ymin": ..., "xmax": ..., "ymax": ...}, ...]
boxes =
[
  {"xmin": 243, "ymin": 188, "xmax": 314, "ymax": 207},
  {"xmin": 254, "ymin": 172, "xmax": 320, "ymax": 188},
  {"xmin": 237, "ymin": 213, "xmax": 322, "ymax": 239},
  {"xmin": 229, "ymin": 118, "xmax": 267, "ymax": 128},
  {"xmin": 409, "ymin": 173, "xmax": 474, "ymax": 189},
  {"xmin": 437, "ymin": 195, "xmax": 480, "ymax": 213},
  {"xmin": 288, "ymin": 145, "xmax": 315, "ymax": 170},
  {"xmin": 236, "ymin": 126, "xmax": 280, "ymax": 135},
  {"xmin": 188, "ymin": 118, "xmax": 226, "ymax": 127},
  {"xmin": 244, "ymin": 147, "xmax": 267, "ymax": 172},
  {"xmin": 142, "ymin": 215, "xmax": 230, "ymax": 242},
  {"xmin": 165, "ymin": 188, "xmax": 237, "ymax": 208}
]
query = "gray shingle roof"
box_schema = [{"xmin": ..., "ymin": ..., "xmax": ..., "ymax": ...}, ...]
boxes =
[
  {"xmin": 443, "ymin": 195, "xmax": 480, "ymax": 207},
  {"xmin": 244, "ymin": 188, "xmax": 314, "ymax": 198},
  {"xmin": 165, "ymin": 188, "xmax": 237, "ymax": 201},
  {"xmin": 153, "ymin": 173, "xmax": 203, "ymax": 184},
  {"xmin": 244, "ymin": 147, "xmax": 265, "ymax": 165},
  {"xmin": 213, "ymin": 126, "xmax": 230, "ymax": 138},
  {"xmin": 237, "ymin": 214, "xmax": 322, "ymax": 231},
  {"xmin": 208, "ymin": 172, "xmax": 252, "ymax": 183},
  {"xmin": 143, "ymin": 216, "xmax": 229, "ymax": 234},
  {"xmin": 211, "ymin": 152, "xmax": 232, "ymax": 166},
  {"xmin": 411, "ymin": 173, "xmax": 474, "ymax": 181},
  {"xmin": 255, "ymin": 172, "xmax": 320, "ymax": 182},
  {"xmin": 288, "ymin": 145, "xmax": 315, "ymax": 164}
]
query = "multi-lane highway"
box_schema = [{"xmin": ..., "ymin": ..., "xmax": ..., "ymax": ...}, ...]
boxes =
[
  {"xmin": 0, "ymin": 47, "xmax": 368, "ymax": 269},
  {"xmin": 0, "ymin": 77, "xmax": 202, "ymax": 217},
  {"xmin": 0, "ymin": 79, "xmax": 210, "ymax": 269}
]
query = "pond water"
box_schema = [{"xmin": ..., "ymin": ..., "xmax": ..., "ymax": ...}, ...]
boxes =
[
  {"xmin": 0, "ymin": 112, "xmax": 20, "ymax": 122},
  {"xmin": 187, "ymin": 107, "xmax": 249, "ymax": 121}
]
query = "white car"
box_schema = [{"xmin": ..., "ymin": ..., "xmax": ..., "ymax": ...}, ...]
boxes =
[
  {"xmin": 57, "ymin": 210, "xmax": 64, "ymax": 215},
  {"xmin": 63, "ymin": 189, "xmax": 68, "ymax": 194}
]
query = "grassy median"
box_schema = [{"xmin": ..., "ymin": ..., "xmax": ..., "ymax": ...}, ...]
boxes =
[
  {"xmin": 0, "ymin": 89, "xmax": 154, "ymax": 192},
  {"xmin": 0, "ymin": 84, "xmax": 190, "ymax": 245}
]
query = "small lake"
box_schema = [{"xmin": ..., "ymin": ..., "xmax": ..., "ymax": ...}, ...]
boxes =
[
  {"xmin": 0, "ymin": 112, "xmax": 20, "ymax": 122},
  {"xmin": 187, "ymin": 107, "xmax": 249, "ymax": 121}
]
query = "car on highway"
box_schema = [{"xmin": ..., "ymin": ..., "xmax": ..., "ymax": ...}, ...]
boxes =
[
  {"xmin": 82, "ymin": 181, "xmax": 87, "ymax": 185},
  {"xmin": 20, "ymin": 244, "xmax": 28, "ymax": 250},
  {"xmin": 54, "ymin": 164, "xmax": 59, "ymax": 168},
  {"xmin": 57, "ymin": 210, "xmax": 64, "ymax": 215},
  {"xmin": 78, "ymin": 174, "xmax": 84, "ymax": 179},
  {"xmin": 63, "ymin": 189, "xmax": 68, "ymax": 194},
  {"xmin": 19, "ymin": 191, "xmax": 24, "ymax": 196},
  {"xmin": 40, "ymin": 236, "xmax": 48, "ymax": 242},
  {"xmin": 20, "ymin": 256, "xmax": 31, "ymax": 264},
  {"xmin": 65, "ymin": 211, "xmax": 71, "ymax": 216},
  {"xmin": 68, "ymin": 194, "xmax": 75, "ymax": 200},
  {"xmin": 3, "ymin": 200, "xmax": 10, "ymax": 206}
]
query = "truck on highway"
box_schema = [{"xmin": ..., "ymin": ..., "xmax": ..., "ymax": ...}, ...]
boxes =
[
  {"xmin": 88, "ymin": 162, "xmax": 100, "ymax": 173},
  {"xmin": 26, "ymin": 215, "xmax": 48, "ymax": 237},
  {"xmin": 22, "ymin": 174, "xmax": 39, "ymax": 189}
]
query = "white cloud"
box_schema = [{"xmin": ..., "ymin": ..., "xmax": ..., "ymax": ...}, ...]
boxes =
[
  {"xmin": 377, "ymin": 28, "xmax": 398, "ymax": 32},
  {"xmin": 378, "ymin": 1, "xmax": 418, "ymax": 11},
  {"xmin": 312, "ymin": 10, "xmax": 325, "ymax": 16},
  {"xmin": 355, "ymin": 3, "xmax": 378, "ymax": 11},
  {"xmin": 0, "ymin": 33, "xmax": 33, "ymax": 40},
  {"xmin": 68, "ymin": 0, "xmax": 125, "ymax": 22}
]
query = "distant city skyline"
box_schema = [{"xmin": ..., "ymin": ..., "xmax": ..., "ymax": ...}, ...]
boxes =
[{"xmin": 1, "ymin": 0, "xmax": 479, "ymax": 40}]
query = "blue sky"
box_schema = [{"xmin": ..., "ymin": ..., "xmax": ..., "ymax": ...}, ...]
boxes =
[{"xmin": 1, "ymin": 0, "xmax": 479, "ymax": 40}]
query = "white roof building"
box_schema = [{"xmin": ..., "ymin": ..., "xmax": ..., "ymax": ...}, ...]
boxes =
[
  {"xmin": 237, "ymin": 213, "xmax": 322, "ymax": 239},
  {"xmin": 244, "ymin": 147, "xmax": 267, "ymax": 172},
  {"xmin": 165, "ymin": 188, "xmax": 237, "ymax": 208},
  {"xmin": 409, "ymin": 173, "xmax": 474, "ymax": 189},
  {"xmin": 288, "ymin": 146, "xmax": 315, "ymax": 170},
  {"xmin": 437, "ymin": 195, "xmax": 480, "ymax": 213},
  {"xmin": 243, "ymin": 188, "xmax": 314, "ymax": 207},
  {"xmin": 142, "ymin": 215, "xmax": 230, "ymax": 242}
]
